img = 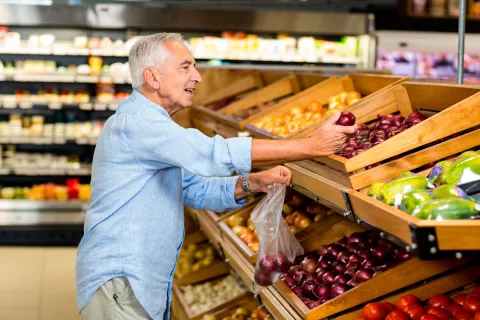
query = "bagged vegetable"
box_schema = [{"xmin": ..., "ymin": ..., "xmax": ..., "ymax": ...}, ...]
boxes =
[
  {"xmin": 427, "ymin": 150, "xmax": 480, "ymax": 186},
  {"xmin": 412, "ymin": 198, "xmax": 480, "ymax": 220},
  {"xmin": 251, "ymin": 184, "xmax": 304, "ymax": 293}
]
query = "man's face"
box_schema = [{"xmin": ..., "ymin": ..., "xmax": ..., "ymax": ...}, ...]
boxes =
[{"xmin": 156, "ymin": 41, "xmax": 202, "ymax": 110}]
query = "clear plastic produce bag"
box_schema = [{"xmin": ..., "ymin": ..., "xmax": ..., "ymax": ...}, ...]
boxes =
[{"xmin": 251, "ymin": 183, "xmax": 304, "ymax": 293}]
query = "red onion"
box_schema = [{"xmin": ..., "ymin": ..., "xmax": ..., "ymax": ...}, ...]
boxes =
[
  {"xmin": 292, "ymin": 286, "xmax": 302, "ymax": 295},
  {"xmin": 335, "ymin": 236, "xmax": 348, "ymax": 248},
  {"xmin": 348, "ymin": 242, "xmax": 363, "ymax": 253},
  {"xmin": 293, "ymin": 270, "xmax": 308, "ymax": 283},
  {"xmin": 348, "ymin": 233, "xmax": 364, "ymax": 245},
  {"xmin": 366, "ymin": 233, "xmax": 381, "ymax": 245},
  {"xmin": 259, "ymin": 255, "xmax": 278, "ymax": 273},
  {"xmin": 382, "ymin": 114, "xmax": 394, "ymax": 122},
  {"xmin": 395, "ymin": 248, "xmax": 412, "ymax": 262},
  {"xmin": 335, "ymin": 274, "xmax": 351, "ymax": 284},
  {"xmin": 410, "ymin": 119, "xmax": 423, "ymax": 126},
  {"xmin": 283, "ymin": 276, "xmax": 298, "ymax": 288},
  {"xmin": 255, "ymin": 271, "xmax": 274, "ymax": 286},
  {"xmin": 375, "ymin": 261, "xmax": 396, "ymax": 272},
  {"xmin": 406, "ymin": 110, "xmax": 427, "ymax": 122},
  {"xmin": 372, "ymin": 246, "xmax": 391, "ymax": 261},
  {"xmin": 378, "ymin": 239, "xmax": 394, "ymax": 249},
  {"xmin": 328, "ymin": 245, "xmax": 344, "ymax": 258},
  {"xmin": 315, "ymin": 268, "xmax": 328, "ymax": 282},
  {"xmin": 348, "ymin": 254, "xmax": 361, "ymax": 264},
  {"xmin": 379, "ymin": 123, "xmax": 391, "ymax": 131},
  {"xmin": 393, "ymin": 115, "xmax": 405, "ymax": 127},
  {"xmin": 333, "ymin": 261, "xmax": 346, "ymax": 273},
  {"xmin": 373, "ymin": 271, "xmax": 382, "ymax": 277},
  {"xmin": 280, "ymin": 273, "xmax": 288, "ymax": 280},
  {"xmin": 336, "ymin": 112, "xmax": 356, "ymax": 126},
  {"xmin": 302, "ymin": 280, "xmax": 317, "ymax": 297},
  {"xmin": 322, "ymin": 271, "xmax": 338, "ymax": 284},
  {"xmin": 344, "ymin": 268, "xmax": 357, "ymax": 277},
  {"xmin": 357, "ymin": 129, "xmax": 370, "ymax": 137},
  {"xmin": 299, "ymin": 296, "xmax": 312, "ymax": 304},
  {"xmin": 301, "ymin": 259, "xmax": 318, "ymax": 274},
  {"xmin": 347, "ymin": 277, "xmax": 361, "ymax": 287},
  {"xmin": 357, "ymin": 123, "xmax": 368, "ymax": 130},
  {"xmin": 316, "ymin": 245, "xmax": 329, "ymax": 256},
  {"xmin": 361, "ymin": 142, "xmax": 372, "ymax": 150},
  {"xmin": 361, "ymin": 257, "xmax": 376, "ymax": 268},
  {"xmin": 356, "ymin": 249, "xmax": 371, "ymax": 259},
  {"xmin": 356, "ymin": 268, "xmax": 374, "ymax": 282},
  {"xmin": 317, "ymin": 260, "xmax": 330, "ymax": 269},
  {"xmin": 314, "ymin": 284, "xmax": 331, "ymax": 299},
  {"xmin": 346, "ymin": 260, "xmax": 360, "ymax": 270},
  {"xmin": 277, "ymin": 252, "xmax": 291, "ymax": 272},
  {"xmin": 289, "ymin": 265, "xmax": 302, "ymax": 276},
  {"xmin": 351, "ymin": 149, "xmax": 365, "ymax": 157},
  {"xmin": 337, "ymin": 251, "xmax": 350, "ymax": 264},
  {"xmin": 331, "ymin": 283, "xmax": 350, "ymax": 297}
]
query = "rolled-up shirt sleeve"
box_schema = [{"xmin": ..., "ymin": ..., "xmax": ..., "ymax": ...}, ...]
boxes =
[
  {"xmin": 126, "ymin": 107, "xmax": 252, "ymax": 177},
  {"xmin": 182, "ymin": 170, "xmax": 245, "ymax": 211}
]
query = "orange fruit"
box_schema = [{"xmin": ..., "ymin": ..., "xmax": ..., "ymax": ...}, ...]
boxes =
[
  {"xmin": 305, "ymin": 100, "xmax": 322, "ymax": 112},
  {"xmin": 273, "ymin": 126, "xmax": 287, "ymax": 137},
  {"xmin": 288, "ymin": 105, "xmax": 304, "ymax": 117},
  {"xmin": 286, "ymin": 121, "xmax": 300, "ymax": 133},
  {"xmin": 300, "ymin": 121, "xmax": 314, "ymax": 131},
  {"xmin": 311, "ymin": 112, "xmax": 323, "ymax": 122},
  {"xmin": 283, "ymin": 114, "xmax": 292, "ymax": 124},
  {"xmin": 347, "ymin": 97, "xmax": 361, "ymax": 106},
  {"xmin": 253, "ymin": 121, "xmax": 264, "ymax": 129},
  {"xmin": 272, "ymin": 115, "xmax": 285, "ymax": 127},
  {"xmin": 338, "ymin": 91, "xmax": 348, "ymax": 104},
  {"xmin": 242, "ymin": 233, "xmax": 255, "ymax": 245},
  {"xmin": 328, "ymin": 95, "xmax": 341, "ymax": 105},
  {"xmin": 329, "ymin": 100, "xmax": 346, "ymax": 110},
  {"xmin": 345, "ymin": 91, "xmax": 361, "ymax": 105},
  {"xmin": 263, "ymin": 122, "xmax": 274, "ymax": 133},
  {"xmin": 303, "ymin": 111, "xmax": 314, "ymax": 121},
  {"xmin": 248, "ymin": 242, "xmax": 260, "ymax": 252},
  {"xmin": 291, "ymin": 112, "xmax": 303, "ymax": 122}
]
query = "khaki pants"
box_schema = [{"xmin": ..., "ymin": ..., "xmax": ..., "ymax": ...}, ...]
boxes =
[{"xmin": 80, "ymin": 277, "xmax": 151, "ymax": 320}]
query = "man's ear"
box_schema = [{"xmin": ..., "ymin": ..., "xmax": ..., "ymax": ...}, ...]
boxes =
[{"xmin": 144, "ymin": 68, "xmax": 160, "ymax": 90}]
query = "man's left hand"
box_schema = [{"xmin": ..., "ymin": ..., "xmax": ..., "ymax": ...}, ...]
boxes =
[{"xmin": 248, "ymin": 166, "xmax": 293, "ymax": 194}]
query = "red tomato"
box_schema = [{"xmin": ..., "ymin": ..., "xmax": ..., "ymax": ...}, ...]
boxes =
[
  {"xmin": 464, "ymin": 297, "xmax": 480, "ymax": 314},
  {"xmin": 454, "ymin": 311, "xmax": 473, "ymax": 320},
  {"xmin": 473, "ymin": 287, "xmax": 480, "ymax": 293},
  {"xmin": 469, "ymin": 293, "xmax": 480, "ymax": 299},
  {"xmin": 383, "ymin": 302, "xmax": 396, "ymax": 313},
  {"xmin": 386, "ymin": 311, "xmax": 410, "ymax": 320},
  {"xmin": 446, "ymin": 303, "xmax": 463, "ymax": 315},
  {"xmin": 474, "ymin": 313, "xmax": 480, "ymax": 320},
  {"xmin": 364, "ymin": 303, "xmax": 389, "ymax": 320},
  {"xmin": 428, "ymin": 307, "xmax": 453, "ymax": 320},
  {"xmin": 429, "ymin": 294, "xmax": 453, "ymax": 309},
  {"xmin": 455, "ymin": 294, "xmax": 469, "ymax": 306},
  {"xmin": 355, "ymin": 318, "xmax": 366, "ymax": 320},
  {"xmin": 397, "ymin": 294, "xmax": 421, "ymax": 312},
  {"xmin": 405, "ymin": 305, "xmax": 427, "ymax": 320},
  {"xmin": 421, "ymin": 315, "xmax": 441, "ymax": 320}
]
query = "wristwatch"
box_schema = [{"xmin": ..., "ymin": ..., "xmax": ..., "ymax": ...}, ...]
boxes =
[{"xmin": 241, "ymin": 175, "xmax": 253, "ymax": 195}]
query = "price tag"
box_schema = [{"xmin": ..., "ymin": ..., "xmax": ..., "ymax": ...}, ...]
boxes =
[
  {"xmin": 79, "ymin": 103, "xmax": 93, "ymax": 111},
  {"xmin": 19, "ymin": 102, "xmax": 33, "ymax": 109},
  {"xmin": 48, "ymin": 102, "xmax": 62, "ymax": 110}
]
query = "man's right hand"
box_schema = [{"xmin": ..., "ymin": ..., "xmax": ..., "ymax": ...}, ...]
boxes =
[{"xmin": 306, "ymin": 112, "xmax": 357, "ymax": 157}]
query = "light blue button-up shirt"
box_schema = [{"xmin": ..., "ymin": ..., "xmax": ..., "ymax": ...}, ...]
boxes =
[{"xmin": 76, "ymin": 90, "xmax": 252, "ymax": 319}]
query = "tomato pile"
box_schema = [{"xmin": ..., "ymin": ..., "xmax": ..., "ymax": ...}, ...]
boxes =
[{"xmin": 360, "ymin": 286, "xmax": 480, "ymax": 320}]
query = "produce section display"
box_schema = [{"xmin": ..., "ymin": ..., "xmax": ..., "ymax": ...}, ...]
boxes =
[
  {"xmin": 366, "ymin": 150, "xmax": 480, "ymax": 220},
  {"xmin": 250, "ymin": 90, "xmax": 361, "ymax": 137},
  {"xmin": 0, "ymin": 179, "xmax": 90, "ymax": 201},
  {"xmin": 178, "ymin": 275, "xmax": 248, "ymax": 317},
  {"xmin": 279, "ymin": 231, "xmax": 412, "ymax": 310},
  {"xmin": 203, "ymin": 303, "xmax": 273, "ymax": 320},
  {"xmin": 361, "ymin": 286, "xmax": 480, "ymax": 320},
  {"xmin": 175, "ymin": 242, "xmax": 218, "ymax": 278}
]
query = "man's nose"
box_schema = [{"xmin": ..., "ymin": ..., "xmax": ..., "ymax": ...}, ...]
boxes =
[{"xmin": 192, "ymin": 67, "xmax": 202, "ymax": 83}]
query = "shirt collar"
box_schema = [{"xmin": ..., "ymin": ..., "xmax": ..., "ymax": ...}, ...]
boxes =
[{"xmin": 118, "ymin": 90, "xmax": 172, "ymax": 119}]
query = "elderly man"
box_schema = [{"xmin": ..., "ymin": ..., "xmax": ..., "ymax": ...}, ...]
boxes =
[{"xmin": 76, "ymin": 33, "xmax": 356, "ymax": 320}]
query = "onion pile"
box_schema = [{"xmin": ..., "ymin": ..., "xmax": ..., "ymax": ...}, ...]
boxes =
[
  {"xmin": 255, "ymin": 252, "xmax": 291, "ymax": 287},
  {"xmin": 337, "ymin": 110, "xmax": 428, "ymax": 160},
  {"xmin": 281, "ymin": 231, "xmax": 412, "ymax": 310}
]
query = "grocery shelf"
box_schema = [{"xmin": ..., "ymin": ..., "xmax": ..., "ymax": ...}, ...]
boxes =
[
  {"xmin": 0, "ymin": 199, "xmax": 88, "ymax": 211},
  {"xmin": 0, "ymin": 73, "xmax": 131, "ymax": 84},
  {"xmin": 0, "ymin": 46, "xmax": 128, "ymax": 57},
  {"xmin": 0, "ymin": 137, "xmax": 98, "ymax": 146},
  {"xmin": 0, "ymin": 167, "xmax": 91, "ymax": 176},
  {"xmin": 0, "ymin": 101, "xmax": 120, "ymax": 111}
]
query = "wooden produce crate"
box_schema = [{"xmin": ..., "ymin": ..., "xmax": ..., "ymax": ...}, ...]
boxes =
[
  {"xmin": 191, "ymin": 71, "xmax": 264, "ymax": 137},
  {"xmin": 219, "ymin": 194, "xmax": 343, "ymax": 264},
  {"xmin": 172, "ymin": 278, "xmax": 250, "ymax": 320},
  {"xmin": 191, "ymin": 75, "xmax": 302, "ymax": 138},
  {"xmin": 175, "ymin": 232, "xmax": 230, "ymax": 286},
  {"xmin": 273, "ymin": 216, "xmax": 466, "ymax": 320},
  {"xmin": 188, "ymin": 208, "xmax": 224, "ymax": 253},
  {"xmin": 243, "ymin": 74, "xmax": 408, "ymax": 139},
  {"xmin": 334, "ymin": 264, "xmax": 480, "ymax": 320},
  {"xmin": 203, "ymin": 298, "xmax": 261, "ymax": 319},
  {"xmin": 297, "ymin": 82, "xmax": 480, "ymax": 191},
  {"xmin": 205, "ymin": 195, "xmax": 262, "ymax": 223}
]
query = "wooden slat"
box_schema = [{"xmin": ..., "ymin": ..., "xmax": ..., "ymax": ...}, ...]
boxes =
[
  {"xmin": 202, "ymin": 71, "xmax": 264, "ymax": 106},
  {"xmin": 416, "ymin": 220, "xmax": 480, "ymax": 250},
  {"xmin": 348, "ymin": 74, "xmax": 409, "ymax": 97},
  {"xmin": 260, "ymin": 286, "xmax": 304, "ymax": 320},
  {"xmin": 393, "ymin": 85, "xmax": 414, "ymax": 117},
  {"xmin": 175, "ymin": 260, "xmax": 230, "ymax": 286},
  {"xmin": 221, "ymin": 75, "xmax": 300, "ymax": 115},
  {"xmin": 335, "ymin": 264, "xmax": 480, "ymax": 320},
  {"xmin": 190, "ymin": 106, "xmax": 241, "ymax": 137},
  {"xmin": 287, "ymin": 162, "xmax": 351, "ymax": 210}
]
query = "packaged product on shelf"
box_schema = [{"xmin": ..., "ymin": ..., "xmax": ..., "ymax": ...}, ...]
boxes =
[
  {"xmin": 252, "ymin": 184, "xmax": 304, "ymax": 291},
  {"xmin": 88, "ymin": 56, "xmax": 103, "ymax": 76}
]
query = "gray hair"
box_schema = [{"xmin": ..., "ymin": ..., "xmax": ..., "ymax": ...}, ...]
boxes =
[{"xmin": 128, "ymin": 32, "xmax": 184, "ymax": 90}]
